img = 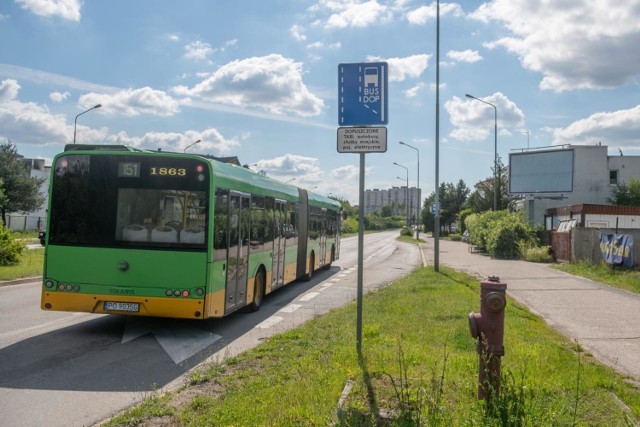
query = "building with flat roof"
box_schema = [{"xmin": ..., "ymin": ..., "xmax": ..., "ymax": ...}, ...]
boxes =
[
  {"xmin": 510, "ymin": 144, "xmax": 640, "ymax": 226},
  {"xmin": 365, "ymin": 186, "xmax": 421, "ymax": 224}
]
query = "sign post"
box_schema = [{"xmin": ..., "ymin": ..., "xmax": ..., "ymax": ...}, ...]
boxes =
[{"xmin": 337, "ymin": 62, "xmax": 388, "ymax": 353}]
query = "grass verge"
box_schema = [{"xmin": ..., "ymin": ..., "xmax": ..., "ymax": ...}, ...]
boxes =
[
  {"xmin": 106, "ymin": 267, "xmax": 640, "ymax": 426},
  {"xmin": 553, "ymin": 261, "xmax": 640, "ymax": 295},
  {"xmin": 0, "ymin": 248, "xmax": 43, "ymax": 281}
]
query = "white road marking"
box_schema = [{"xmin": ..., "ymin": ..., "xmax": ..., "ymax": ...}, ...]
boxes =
[
  {"xmin": 255, "ymin": 316, "xmax": 284, "ymax": 329},
  {"xmin": 278, "ymin": 304, "xmax": 301, "ymax": 313},
  {"xmin": 299, "ymin": 292, "xmax": 320, "ymax": 302}
]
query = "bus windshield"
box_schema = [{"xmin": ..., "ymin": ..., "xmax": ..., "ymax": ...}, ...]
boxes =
[{"xmin": 48, "ymin": 153, "xmax": 209, "ymax": 250}]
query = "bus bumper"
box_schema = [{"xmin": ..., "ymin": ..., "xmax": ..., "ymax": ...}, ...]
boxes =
[{"xmin": 41, "ymin": 291, "xmax": 207, "ymax": 319}]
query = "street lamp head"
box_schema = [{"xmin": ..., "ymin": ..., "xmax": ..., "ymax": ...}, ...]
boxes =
[
  {"xmin": 94, "ymin": 104, "xmax": 102, "ymax": 109},
  {"xmin": 183, "ymin": 139, "xmax": 201, "ymax": 152},
  {"xmin": 465, "ymin": 93, "xmax": 475, "ymax": 99}
]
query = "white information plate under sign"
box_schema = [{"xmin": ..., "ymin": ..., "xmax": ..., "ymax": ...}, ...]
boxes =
[{"xmin": 337, "ymin": 127, "xmax": 387, "ymax": 153}]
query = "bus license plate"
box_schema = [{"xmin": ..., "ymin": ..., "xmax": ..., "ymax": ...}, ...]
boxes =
[{"xmin": 104, "ymin": 301, "xmax": 139, "ymax": 312}]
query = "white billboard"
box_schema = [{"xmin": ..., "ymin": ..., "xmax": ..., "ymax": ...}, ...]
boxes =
[{"xmin": 509, "ymin": 149, "xmax": 574, "ymax": 194}]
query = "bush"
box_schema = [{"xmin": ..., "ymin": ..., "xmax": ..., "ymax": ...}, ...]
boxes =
[
  {"xmin": 522, "ymin": 245, "xmax": 554, "ymax": 263},
  {"xmin": 341, "ymin": 217, "xmax": 359, "ymax": 234},
  {"xmin": 449, "ymin": 233, "xmax": 462, "ymax": 241},
  {"xmin": 466, "ymin": 210, "xmax": 538, "ymax": 259},
  {"xmin": 0, "ymin": 224, "xmax": 26, "ymax": 266},
  {"xmin": 400, "ymin": 227, "xmax": 413, "ymax": 237}
]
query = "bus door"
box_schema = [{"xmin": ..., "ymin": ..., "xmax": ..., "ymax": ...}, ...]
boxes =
[
  {"xmin": 272, "ymin": 199, "xmax": 286, "ymax": 289},
  {"xmin": 319, "ymin": 208, "xmax": 328, "ymax": 267},
  {"xmin": 226, "ymin": 192, "xmax": 250, "ymax": 312}
]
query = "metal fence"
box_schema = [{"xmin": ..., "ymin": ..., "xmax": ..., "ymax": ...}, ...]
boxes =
[{"xmin": 5, "ymin": 215, "xmax": 46, "ymax": 232}]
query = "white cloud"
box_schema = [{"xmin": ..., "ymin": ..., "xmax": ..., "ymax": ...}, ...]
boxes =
[
  {"xmin": 0, "ymin": 81, "xmax": 107, "ymax": 146},
  {"xmin": 257, "ymin": 153, "xmax": 322, "ymax": 177},
  {"xmin": 313, "ymin": 0, "xmax": 392, "ymax": 29},
  {"xmin": 306, "ymin": 41, "xmax": 342, "ymax": 50},
  {"xmin": 49, "ymin": 91, "xmax": 70, "ymax": 103},
  {"xmin": 78, "ymin": 87, "xmax": 182, "ymax": 117},
  {"xmin": 0, "ymin": 79, "xmax": 20, "ymax": 101},
  {"xmin": 290, "ymin": 24, "xmax": 307, "ymax": 41},
  {"xmin": 446, "ymin": 49, "xmax": 482, "ymax": 63},
  {"xmin": 367, "ymin": 54, "xmax": 430, "ymax": 81},
  {"xmin": 16, "ymin": 0, "xmax": 81, "ymax": 21},
  {"xmin": 172, "ymin": 54, "xmax": 325, "ymax": 117},
  {"xmin": 471, "ymin": 0, "xmax": 640, "ymax": 92},
  {"xmin": 0, "ymin": 64, "xmax": 118, "ymax": 94},
  {"xmin": 105, "ymin": 128, "xmax": 242, "ymax": 155},
  {"xmin": 406, "ymin": 2, "xmax": 464, "ymax": 25},
  {"xmin": 404, "ymin": 82, "xmax": 427, "ymax": 98},
  {"xmin": 184, "ymin": 40, "xmax": 214, "ymax": 61},
  {"xmin": 445, "ymin": 92, "xmax": 525, "ymax": 141},
  {"xmin": 552, "ymin": 105, "xmax": 640, "ymax": 150}
]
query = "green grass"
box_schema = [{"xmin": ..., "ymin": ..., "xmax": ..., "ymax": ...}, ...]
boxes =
[
  {"xmin": 0, "ymin": 248, "xmax": 43, "ymax": 281},
  {"xmin": 554, "ymin": 261, "xmax": 640, "ymax": 295},
  {"xmin": 106, "ymin": 267, "xmax": 640, "ymax": 426}
]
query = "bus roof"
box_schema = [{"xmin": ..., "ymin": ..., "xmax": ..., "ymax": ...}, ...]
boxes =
[
  {"xmin": 207, "ymin": 158, "xmax": 340, "ymax": 211},
  {"xmin": 59, "ymin": 144, "xmax": 341, "ymax": 212}
]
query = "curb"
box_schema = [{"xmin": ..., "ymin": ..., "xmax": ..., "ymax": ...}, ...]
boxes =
[{"xmin": 0, "ymin": 276, "xmax": 42, "ymax": 287}]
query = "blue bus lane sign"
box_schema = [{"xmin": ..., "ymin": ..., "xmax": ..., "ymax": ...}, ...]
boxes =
[{"xmin": 338, "ymin": 62, "xmax": 388, "ymax": 126}]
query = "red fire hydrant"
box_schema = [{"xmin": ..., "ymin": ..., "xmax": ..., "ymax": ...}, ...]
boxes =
[{"xmin": 468, "ymin": 276, "xmax": 507, "ymax": 400}]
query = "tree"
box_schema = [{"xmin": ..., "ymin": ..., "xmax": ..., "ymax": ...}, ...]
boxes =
[
  {"xmin": 609, "ymin": 178, "xmax": 640, "ymax": 207},
  {"xmin": 0, "ymin": 141, "xmax": 46, "ymax": 224},
  {"xmin": 421, "ymin": 179, "xmax": 470, "ymax": 233},
  {"xmin": 467, "ymin": 155, "xmax": 513, "ymax": 213}
]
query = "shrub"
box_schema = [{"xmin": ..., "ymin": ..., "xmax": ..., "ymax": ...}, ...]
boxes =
[
  {"xmin": 0, "ymin": 223, "xmax": 26, "ymax": 266},
  {"xmin": 466, "ymin": 210, "xmax": 538, "ymax": 259},
  {"xmin": 522, "ymin": 245, "xmax": 554, "ymax": 263},
  {"xmin": 449, "ymin": 233, "xmax": 462, "ymax": 241},
  {"xmin": 400, "ymin": 227, "xmax": 413, "ymax": 237}
]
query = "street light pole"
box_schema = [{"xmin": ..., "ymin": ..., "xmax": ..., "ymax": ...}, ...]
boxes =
[
  {"xmin": 465, "ymin": 93, "xmax": 498, "ymax": 211},
  {"xmin": 399, "ymin": 141, "xmax": 420, "ymax": 239},
  {"xmin": 73, "ymin": 104, "xmax": 102, "ymax": 144},
  {"xmin": 184, "ymin": 139, "xmax": 201, "ymax": 152},
  {"xmin": 394, "ymin": 162, "xmax": 410, "ymax": 228}
]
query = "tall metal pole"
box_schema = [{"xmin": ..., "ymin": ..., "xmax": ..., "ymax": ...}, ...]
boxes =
[
  {"xmin": 394, "ymin": 162, "xmax": 410, "ymax": 228},
  {"xmin": 356, "ymin": 152, "xmax": 365, "ymax": 353},
  {"xmin": 465, "ymin": 94, "xmax": 498, "ymax": 211},
  {"xmin": 399, "ymin": 141, "xmax": 420, "ymax": 239},
  {"xmin": 434, "ymin": 0, "xmax": 440, "ymax": 271},
  {"xmin": 73, "ymin": 104, "xmax": 102, "ymax": 144}
]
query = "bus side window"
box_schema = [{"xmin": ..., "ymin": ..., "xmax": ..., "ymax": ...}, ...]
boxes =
[{"xmin": 213, "ymin": 190, "xmax": 229, "ymax": 261}]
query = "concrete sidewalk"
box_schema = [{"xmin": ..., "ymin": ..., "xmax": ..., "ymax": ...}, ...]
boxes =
[{"xmin": 420, "ymin": 238, "xmax": 640, "ymax": 384}]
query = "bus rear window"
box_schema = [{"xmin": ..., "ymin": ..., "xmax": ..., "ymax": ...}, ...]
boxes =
[
  {"xmin": 48, "ymin": 154, "xmax": 209, "ymax": 249},
  {"xmin": 116, "ymin": 188, "xmax": 206, "ymax": 245}
]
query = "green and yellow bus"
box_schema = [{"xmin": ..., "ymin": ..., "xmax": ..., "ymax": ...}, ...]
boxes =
[{"xmin": 40, "ymin": 144, "xmax": 340, "ymax": 319}]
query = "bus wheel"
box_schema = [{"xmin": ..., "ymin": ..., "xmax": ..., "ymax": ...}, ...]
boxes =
[
  {"xmin": 303, "ymin": 253, "xmax": 315, "ymax": 281},
  {"xmin": 247, "ymin": 269, "xmax": 265, "ymax": 312}
]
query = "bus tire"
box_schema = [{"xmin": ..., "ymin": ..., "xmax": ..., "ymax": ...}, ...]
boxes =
[
  {"xmin": 302, "ymin": 252, "xmax": 314, "ymax": 281},
  {"xmin": 247, "ymin": 268, "xmax": 266, "ymax": 313}
]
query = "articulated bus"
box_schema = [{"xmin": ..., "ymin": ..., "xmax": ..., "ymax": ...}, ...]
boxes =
[{"xmin": 40, "ymin": 144, "xmax": 341, "ymax": 319}]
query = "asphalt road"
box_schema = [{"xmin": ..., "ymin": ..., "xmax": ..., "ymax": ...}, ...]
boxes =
[{"xmin": 0, "ymin": 230, "xmax": 421, "ymax": 427}]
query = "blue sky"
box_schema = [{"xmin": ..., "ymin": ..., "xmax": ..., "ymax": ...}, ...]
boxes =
[{"xmin": 1, "ymin": 0, "xmax": 640, "ymax": 203}]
